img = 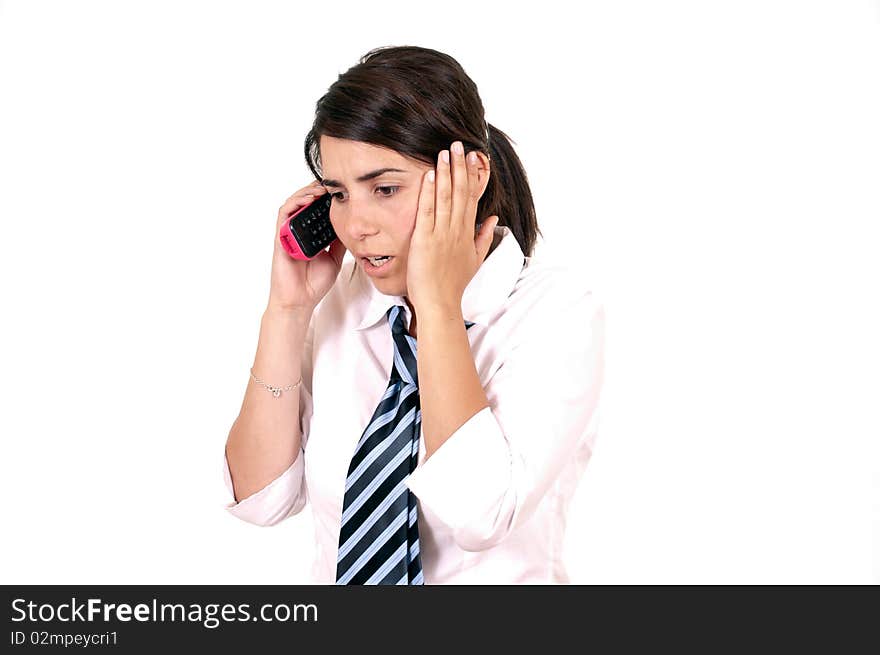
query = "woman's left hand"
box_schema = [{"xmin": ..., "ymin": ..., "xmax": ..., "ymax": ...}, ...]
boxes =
[{"xmin": 406, "ymin": 141, "xmax": 498, "ymax": 316}]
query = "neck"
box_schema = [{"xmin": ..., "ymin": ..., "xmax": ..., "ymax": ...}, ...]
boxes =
[
  {"xmin": 485, "ymin": 223, "xmax": 504, "ymax": 255},
  {"xmin": 403, "ymin": 226, "xmax": 503, "ymax": 339},
  {"xmin": 404, "ymin": 298, "xmax": 418, "ymax": 338}
]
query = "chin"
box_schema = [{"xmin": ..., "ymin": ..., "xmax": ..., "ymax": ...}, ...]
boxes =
[{"xmin": 371, "ymin": 278, "xmax": 406, "ymax": 297}]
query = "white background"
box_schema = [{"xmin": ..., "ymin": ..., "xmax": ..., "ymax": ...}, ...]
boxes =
[{"xmin": 1, "ymin": 0, "xmax": 877, "ymax": 584}]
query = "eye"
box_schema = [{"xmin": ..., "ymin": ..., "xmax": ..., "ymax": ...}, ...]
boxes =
[
  {"xmin": 376, "ymin": 186, "xmax": 399, "ymax": 197},
  {"xmin": 329, "ymin": 186, "xmax": 399, "ymax": 203}
]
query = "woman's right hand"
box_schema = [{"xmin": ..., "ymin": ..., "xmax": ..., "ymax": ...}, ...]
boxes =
[{"xmin": 266, "ymin": 182, "xmax": 348, "ymax": 312}]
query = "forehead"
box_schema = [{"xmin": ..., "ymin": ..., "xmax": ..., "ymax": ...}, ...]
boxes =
[{"xmin": 319, "ymin": 135, "xmax": 415, "ymax": 175}]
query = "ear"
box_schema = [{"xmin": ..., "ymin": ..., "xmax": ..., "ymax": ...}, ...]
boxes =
[
  {"xmin": 473, "ymin": 150, "xmax": 491, "ymax": 200},
  {"xmin": 475, "ymin": 216, "xmax": 499, "ymax": 260}
]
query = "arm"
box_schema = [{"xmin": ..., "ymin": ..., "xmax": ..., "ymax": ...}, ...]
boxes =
[
  {"xmin": 406, "ymin": 290, "xmax": 606, "ymax": 551},
  {"xmin": 416, "ymin": 304, "xmax": 489, "ymax": 460},
  {"xmin": 223, "ymin": 305, "xmax": 314, "ymax": 522}
]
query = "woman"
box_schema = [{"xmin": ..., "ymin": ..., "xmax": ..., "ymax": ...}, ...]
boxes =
[{"xmin": 223, "ymin": 45, "xmax": 605, "ymax": 584}]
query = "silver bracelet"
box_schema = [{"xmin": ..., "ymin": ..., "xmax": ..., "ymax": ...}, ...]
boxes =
[{"xmin": 250, "ymin": 367, "xmax": 302, "ymax": 398}]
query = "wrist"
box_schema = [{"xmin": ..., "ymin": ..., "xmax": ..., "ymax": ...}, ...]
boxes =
[
  {"xmin": 415, "ymin": 301, "xmax": 464, "ymax": 324},
  {"xmin": 263, "ymin": 303, "xmax": 314, "ymax": 325}
]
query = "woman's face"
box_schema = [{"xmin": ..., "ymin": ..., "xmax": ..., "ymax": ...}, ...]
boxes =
[{"xmin": 319, "ymin": 135, "xmax": 435, "ymax": 298}]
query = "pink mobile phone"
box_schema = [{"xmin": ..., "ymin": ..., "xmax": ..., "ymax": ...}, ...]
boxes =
[{"xmin": 279, "ymin": 192, "xmax": 337, "ymax": 260}]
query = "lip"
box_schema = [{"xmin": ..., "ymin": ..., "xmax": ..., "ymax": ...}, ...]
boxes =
[{"xmin": 360, "ymin": 255, "xmax": 395, "ymax": 277}]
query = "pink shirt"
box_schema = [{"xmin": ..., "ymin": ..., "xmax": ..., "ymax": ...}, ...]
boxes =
[{"xmin": 223, "ymin": 227, "xmax": 605, "ymax": 583}]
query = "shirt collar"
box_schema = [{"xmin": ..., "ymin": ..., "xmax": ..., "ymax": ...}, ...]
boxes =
[{"xmin": 354, "ymin": 226, "xmax": 526, "ymax": 331}]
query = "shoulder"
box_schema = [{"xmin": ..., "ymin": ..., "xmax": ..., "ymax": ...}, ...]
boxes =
[
  {"xmin": 494, "ymin": 257, "xmax": 605, "ymax": 380},
  {"xmin": 487, "ymin": 253, "xmax": 606, "ymax": 361},
  {"xmin": 508, "ymin": 256, "xmax": 604, "ymax": 327}
]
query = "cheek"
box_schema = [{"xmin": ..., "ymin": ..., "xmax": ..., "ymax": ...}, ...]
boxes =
[
  {"xmin": 401, "ymin": 197, "xmax": 421, "ymax": 235},
  {"xmin": 328, "ymin": 210, "xmax": 351, "ymax": 247},
  {"xmin": 384, "ymin": 203, "xmax": 417, "ymax": 241},
  {"xmin": 326, "ymin": 200, "xmax": 417, "ymax": 245},
  {"xmin": 400, "ymin": 214, "xmax": 418, "ymax": 238},
  {"xmin": 328, "ymin": 207, "xmax": 341, "ymax": 230}
]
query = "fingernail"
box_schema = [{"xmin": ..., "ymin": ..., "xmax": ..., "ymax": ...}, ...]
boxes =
[
  {"xmin": 440, "ymin": 150, "xmax": 450, "ymax": 163},
  {"xmin": 427, "ymin": 170, "xmax": 435, "ymax": 182},
  {"xmin": 452, "ymin": 141, "xmax": 463, "ymax": 155},
  {"xmin": 468, "ymin": 151, "xmax": 477, "ymax": 164}
]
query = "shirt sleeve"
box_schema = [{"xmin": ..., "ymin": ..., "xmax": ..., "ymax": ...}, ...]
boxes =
[
  {"xmin": 222, "ymin": 312, "xmax": 317, "ymax": 526},
  {"xmin": 222, "ymin": 446, "xmax": 307, "ymax": 525},
  {"xmin": 405, "ymin": 286, "xmax": 605, "ymax": 551}
]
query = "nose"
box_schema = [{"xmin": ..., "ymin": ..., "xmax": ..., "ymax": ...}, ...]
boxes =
[{"xmin": 333, "ymin": 195, "xmax": 380, "ymax": 242}]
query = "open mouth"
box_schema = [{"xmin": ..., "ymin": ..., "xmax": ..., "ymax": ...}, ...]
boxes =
[{"xmin": 363, "ymin": 255, "xmax": 394, "ymax": 269}]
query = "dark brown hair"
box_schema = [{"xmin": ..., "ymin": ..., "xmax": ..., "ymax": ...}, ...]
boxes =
[{"xmin": 303, "ymin": 45, "xmax": 541, "ymax": 259}]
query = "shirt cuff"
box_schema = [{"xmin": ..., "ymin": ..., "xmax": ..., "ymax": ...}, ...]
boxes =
[
  {"xmin": 223, "ymin": 448, "xmax": 307, "ymax": 526},
  {"xmin": 404, "ymin": 406, "xmax": 512, "ymax": 551}
]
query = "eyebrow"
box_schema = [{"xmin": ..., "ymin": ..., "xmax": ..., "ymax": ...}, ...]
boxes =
[{"xmin": 321, "ymin": 168, "xmax": 408, "ymax": 188}]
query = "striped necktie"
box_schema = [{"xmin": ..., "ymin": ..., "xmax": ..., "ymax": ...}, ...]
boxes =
[{"xmin": 335, "ymin": 304, "xmax": 474, "ymax": 585}]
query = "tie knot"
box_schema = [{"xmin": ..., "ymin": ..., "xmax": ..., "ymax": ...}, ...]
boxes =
[{"xmin": 386, "ymin": 305, "xmax": 417, "ymax": 387}]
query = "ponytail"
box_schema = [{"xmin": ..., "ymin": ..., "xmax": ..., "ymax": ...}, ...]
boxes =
[{"xmin": 479, "ymin": 123, "xmax": 541, "ymax": 256}]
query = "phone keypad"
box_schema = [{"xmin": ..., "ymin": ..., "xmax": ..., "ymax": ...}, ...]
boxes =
[{"xmin": 292, "ymin": 194, "xmax": 335, "ymax": 256}]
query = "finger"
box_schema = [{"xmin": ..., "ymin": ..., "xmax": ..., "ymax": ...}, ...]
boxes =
[
  {"xmin": 450, "ymin": 141, "xmax": 469, "ymax": 236},
  {"xmin": 434, "ymin": 148, "xmax": 452, "ymax": 231},
  {"xmin": 415, "ymin": 168, "xmax": 436, "ymax": 234},
  {"xmin": 303, "ymin": 180, "xmax": 326, "ymax": 194},
  {"xmin": 280, "ymin": 184, "xmax": 322, "ymax": 208},
  {"xmin": 277, "ymin": 183, "xmax": 326, "ymax": 226},
  {"xmin": 290, "ymin": 181, "xmax": 326, "ymax": 204},
  {"xmin": 277, "ymin": 196, "xmax": 311, "ymax": 230},
  {"xmin": 464, "ymin": 149, "xmax": 481, "ymax": 230}
]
